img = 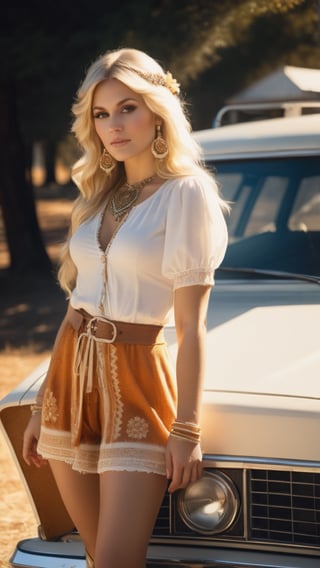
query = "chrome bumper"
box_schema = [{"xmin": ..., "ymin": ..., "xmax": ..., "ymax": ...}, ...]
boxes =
[
  {"xmin": 146, "ymin": 544, "xmax": 320, "ymax": 568},
  {"xmin": 10, "ymin": 539, "xmax": 320, "ymax": 568}
]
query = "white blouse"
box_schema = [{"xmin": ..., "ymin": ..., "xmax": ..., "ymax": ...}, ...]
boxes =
[{"xmin": 69, "ymin": 176, "xmax": 228, "ymax": 325}]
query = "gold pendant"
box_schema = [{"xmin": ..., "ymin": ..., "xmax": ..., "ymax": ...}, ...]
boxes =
[
  {"xmin": 109, "ymin": 175, "xmax": 155, "ymax": 221},
  {"xmin": 110, "ymin": 187, "xmax": 140, "ymax": 220}
]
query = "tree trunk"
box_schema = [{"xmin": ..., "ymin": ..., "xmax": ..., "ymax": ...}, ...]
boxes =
[
  {"xmin": 45, "ymin": 140, "xmax": 57, "ymax": 185},
  {"xmin": 0, "ymin": 79, "xmax": 52, "ymax": 274}
]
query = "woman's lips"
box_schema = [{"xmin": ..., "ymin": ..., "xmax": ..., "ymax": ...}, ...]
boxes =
[{"xmin": 110, "ymin": 139, "xmax": 130, "ymax": 147}]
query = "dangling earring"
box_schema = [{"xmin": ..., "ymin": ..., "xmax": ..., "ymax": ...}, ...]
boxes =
[
  {"xmin": 151, "ymin": 124, "xmax": 169, "ymax": 159},
  {"xmin": 99, "ymin": 148, "xmax": 116, "ymax": 174}
]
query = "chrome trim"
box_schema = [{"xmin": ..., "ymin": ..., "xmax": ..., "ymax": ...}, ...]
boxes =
[
  {"xmin": 202, "ymin": 454, "xmax": 320, "ymax": 472},
  {"xmin": 242, "ymin": 468, "xmax": 248, "ymax": 541},
  {"xmin": 146, "ymin": 542, "xmax": 320, "ymax": 566},
  {"xmin": 150, "ymin": 535, "xmax": 320, "ymax": 555},
  {"xmin": 10, "ymin": 539, "xmax": 320, "ymax": 568},
  {"xmin": 202, "ymin": 148, "xmax": 320, "ymax": 160},
  {"xmin": 213, "ymin": 101, "xmax": 320, "ymax": 128},
  {"xmin": 218, "ymin": 267, "xmax": 320, "ymax": 286}
]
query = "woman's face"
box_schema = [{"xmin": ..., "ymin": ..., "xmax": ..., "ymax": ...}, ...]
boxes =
[{"xmin": 92, "ymin": 78, "xmax": 157, "ymax": 166}]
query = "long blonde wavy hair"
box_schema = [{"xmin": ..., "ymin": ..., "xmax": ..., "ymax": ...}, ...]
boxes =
[{"xmin": 58, "ymin": 47, "xmax": 227, "ymax": 295}]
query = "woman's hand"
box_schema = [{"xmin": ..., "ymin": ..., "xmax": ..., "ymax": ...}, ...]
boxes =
[
  {"xmin": 22, "ymin": 414, "xmax": 47, "ymax": 468},
  {"xmin": 165, "ymin": 434, "xmax": 203, "ymax": 493}
]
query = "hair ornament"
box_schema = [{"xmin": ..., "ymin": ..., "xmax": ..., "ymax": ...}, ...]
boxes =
[
  {"xmin": 135, "ymin": 69, "xmax": 180, "ymax": 95},
  {"xmin": 164, "ymin": 72, "xmax": 180, "ymax": 95}
]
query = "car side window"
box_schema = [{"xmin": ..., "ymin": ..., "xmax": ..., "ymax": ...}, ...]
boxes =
[
  {"xmin": 244, "ymin": 177, "xmax": 288, "ymax": 236},
  {"xmin": 212, "ymin": 157, "xmax": 320, "ymax": 276},
  {"xmin": 288, "ymin": 176, "xmax": 320, "ymax": 231}
]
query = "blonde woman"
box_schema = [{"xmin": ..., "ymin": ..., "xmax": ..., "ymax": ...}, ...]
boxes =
[{"xmin": 23, "ymin": 48, "xmax": 228, "ymax": 568}]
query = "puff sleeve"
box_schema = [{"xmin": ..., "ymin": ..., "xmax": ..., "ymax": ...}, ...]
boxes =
[{"xmin": 162, "ymin": 176, "xmax": 228, "ymax": 289}]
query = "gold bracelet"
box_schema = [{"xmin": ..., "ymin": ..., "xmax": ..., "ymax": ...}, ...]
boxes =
[
  {"xmin": 171, "ymin": 428, "xmax": 201, "ymax": 441},
  {"xmin": 30, "ymin": 404, "xmax": 42, "ymax": 415},
  {"xmin": 170, "ymin": 432, "xmax": 201, "ymax": 444},
  {"xmin": 170, "ymin": 420, "xmax": 201, "ymax": 443},
  {"xmin": 171, "ymin": 420, "xmax": 201, "ymax": 432},
  {"xmin": 171, "ymin": 425, "xmax": 201, "ymax": 436}
]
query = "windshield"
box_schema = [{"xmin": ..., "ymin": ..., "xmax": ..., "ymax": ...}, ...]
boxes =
[{"xmin": 210, "ymin": 157, "xmax": 320, "ymax": 278}]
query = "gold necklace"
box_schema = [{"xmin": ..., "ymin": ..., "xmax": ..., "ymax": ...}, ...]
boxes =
[{"xmin": 109, "ymin": 175, "xmax": 155, "ymax": 221}]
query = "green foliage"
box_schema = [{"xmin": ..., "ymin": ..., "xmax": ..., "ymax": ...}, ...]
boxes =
[
  {"xmin": 121, "ymin": 0, "xmax": 314, "ymax": 82},
  {"xmin": 1, "ymin": 0, "xmax": 319, "ymax": 141},
  {"xmin": 185, "ymin": 0, "xmax": 320, "ymax": 127}
]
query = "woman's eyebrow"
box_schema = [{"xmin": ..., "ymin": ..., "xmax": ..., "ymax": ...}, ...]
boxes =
[{"xmin": 92, "ymin": 97, "xmax": 138, "ymax": 111}]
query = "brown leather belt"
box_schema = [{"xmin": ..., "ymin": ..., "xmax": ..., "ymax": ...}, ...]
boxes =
[{"xmin": 67, "ymin": 306, "xmax": 164, "ymax": 345}]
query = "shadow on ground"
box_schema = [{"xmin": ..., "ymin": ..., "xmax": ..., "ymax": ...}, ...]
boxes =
[
  {"xmin": 0, "ymin": 183, "xmax": 77, "ymax": 353},
  {"xmin": 0, "ymin": 269, "xmax": 67, "ymax": 352}
]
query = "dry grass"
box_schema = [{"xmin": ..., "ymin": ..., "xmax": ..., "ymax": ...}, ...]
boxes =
[
  {"xmin": 0, "ymin": 184, "xmax": 76, "ymax": 566},
  {"xmin": 0, "ymin": 353, "xmax": 46, "ymax": 567}
]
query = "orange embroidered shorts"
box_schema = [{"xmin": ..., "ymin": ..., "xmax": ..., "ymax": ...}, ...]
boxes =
[{"xmin": 37, "ymin": 320, "xmax": 177, "ymax": 475}]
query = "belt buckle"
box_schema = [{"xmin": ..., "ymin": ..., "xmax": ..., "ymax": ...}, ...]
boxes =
[{"xmin": 88, "ymin": 317, "xmax": 117, "ymax": 343}]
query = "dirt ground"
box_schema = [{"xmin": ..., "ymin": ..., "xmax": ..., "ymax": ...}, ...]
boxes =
[{"xmin": 0, "ymin": 183, "xmax": 76, "ymax": 566}]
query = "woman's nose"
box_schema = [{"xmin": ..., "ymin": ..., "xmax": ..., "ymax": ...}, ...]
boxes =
[{"xmin": 108, "ymin": 115, "xmax": 122, "ymax": 131}]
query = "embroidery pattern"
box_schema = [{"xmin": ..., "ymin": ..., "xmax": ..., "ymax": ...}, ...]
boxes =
[
  {"xmin": 126, "ymin": 416, "xmax": 149, "ymax": 440},
  {"xmin": 38, "ymin": 426, "xmax": 166, "ymax": 475},
  {"xmin": 109, "ymin": 344, "xmax": 124, "ymax": 440},
  {"xmin": 42, "ymin": 389, "xmax": 59, "ymax": 424}
]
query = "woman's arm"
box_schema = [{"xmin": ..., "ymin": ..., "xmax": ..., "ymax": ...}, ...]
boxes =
[{"xmin": 165, "ymin": 284, "xmax": 211, "ymax": 493}]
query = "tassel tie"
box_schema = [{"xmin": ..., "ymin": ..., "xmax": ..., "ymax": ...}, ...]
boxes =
[{"xmin": 72, "ymin": 316, "xmax": 117, "ymax": 446}]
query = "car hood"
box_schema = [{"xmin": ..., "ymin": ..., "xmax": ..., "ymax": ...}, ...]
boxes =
[
  {"xmin": 167, "ymin": 278, "xmax": 320, "ymax": 462},
  {"xmin": 167, "ymin": 278, "xmax": 320, "ymax": 398},
  {"xmin": 205, "ymin": 279, "xmax": 320, "ymax": 398},
  {"xmin": 196, "ymin": 279, "xmax": 319, "ymax": 462}
]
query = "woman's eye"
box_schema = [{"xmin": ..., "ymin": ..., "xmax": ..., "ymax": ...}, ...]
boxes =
[
  {"xmin": 93, "ymin": 111, "xmax": 109, "ymax": 119},
  {"xmin": 121, "ymin": 105, "xmax": 136, "ymax": 113},
  {"xmin": 93, "ymin": 106, "xmax": 136, "ymax": 119}
]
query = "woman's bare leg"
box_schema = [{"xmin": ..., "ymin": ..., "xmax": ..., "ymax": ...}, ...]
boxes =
[
  {"xmin": 95, "ymin": 471, "xmax": 167, "ymax": 568},
  {"xmin": 49, "ymin": 459, "xmax": 99, "ymax": 559}
]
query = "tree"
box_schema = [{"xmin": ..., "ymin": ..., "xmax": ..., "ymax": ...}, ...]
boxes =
[
  {"xmin": 0, "ymin": 0, "xmax": 126, "ymax": 275},
  {"xmin": 1, "ymin": 0, "xmax": 319, "ymax": 275},
  {"xmin": 123, "ymin": 0, "xmax": 320, "ymax": 127},
  {"xmin": 186, "ymin": 0, "xmax": 320, "ymax": 127},
  {"xmin": 0, "ymin": 79, "xmax": 52, "ymax": 273},
  {"xmin": 118, "ymin": 0, "xmax": 311, "ymax": 78}
]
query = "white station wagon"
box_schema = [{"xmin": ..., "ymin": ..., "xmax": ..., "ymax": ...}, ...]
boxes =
[{"xmin": 1, "ymin": 113, "xmax": 320, "ymax": 567}]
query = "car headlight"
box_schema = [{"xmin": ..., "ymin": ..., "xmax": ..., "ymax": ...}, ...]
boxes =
[{"xmin": 178, "ymin": 471, "xmax": 240, "ymax": 534}]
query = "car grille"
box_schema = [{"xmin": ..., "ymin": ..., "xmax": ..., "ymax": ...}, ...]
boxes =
[
  {"xmin": 249, "ymin": 469, "xmax": 320, "ymax": 546},
  {"xmin": 152, "ymin": 467, "xmax": 320, "ymax": 551},
  {"xmin": 153, "ymin": 491, "xmax": 170, "ymax": 535}
]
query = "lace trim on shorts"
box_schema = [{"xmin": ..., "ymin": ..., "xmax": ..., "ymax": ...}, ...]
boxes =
[{"xmin": 38, "ymin": 426, "xmax": 166, "ymax": 475}]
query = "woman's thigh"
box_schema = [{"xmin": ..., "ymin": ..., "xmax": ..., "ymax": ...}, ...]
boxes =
[
  {"xmin": 49, "ymin": 459, "xmax": 99, "ymax": 558},
  {"xmin": 95, "ymin": 470, "xmax": 167, "ymax": 568}
]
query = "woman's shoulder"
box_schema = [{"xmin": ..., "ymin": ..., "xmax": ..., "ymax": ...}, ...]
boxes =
[
  {"xmin": 166, "ymin": 172, "xmax": 217, "ymax": 190},
  {"xmin": 164, "ymin": 173, "xmax": 219, "ymax": 201},
  {"xmin": 164, "ymin": 173, "xmax": 228, "ymax": 221}
]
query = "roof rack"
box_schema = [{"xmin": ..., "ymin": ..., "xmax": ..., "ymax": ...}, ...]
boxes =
[{"xmin": 213, "ymin": 101, "xmax": 320, "ymax": 128}]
